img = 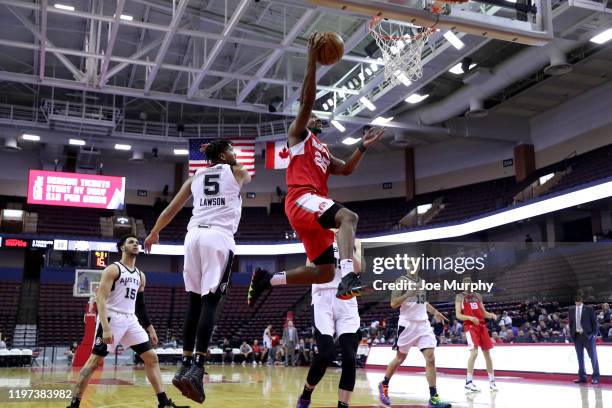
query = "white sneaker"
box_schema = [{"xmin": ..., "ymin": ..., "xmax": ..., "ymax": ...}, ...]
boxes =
[
  {"xmin": 465, "ymin": 381, "xmax": 481, "ymax": 392},
  {"xmin": 490, "ymin": 381, "xmax": 498, "ymax": 391}
]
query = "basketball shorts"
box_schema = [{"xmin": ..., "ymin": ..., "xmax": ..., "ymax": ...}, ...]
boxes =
[
  {"xmin": 93, "ymin": 310, "xmax": 149, "ymax": 356},
  {"xmin": 311, "ymin": 289, "xmax": 360, "ymax": 337},
  {"xmin": 285, "ymin": 191, "xmax": 337, "ymax": 261},
  {"xmin": 183, "ymin": 226, "xmax": 235, "ymax": 296},
  {"xmin": 465, "ymin": 324, "xmax": 494, "ymax": 351},
  {"xmin": 394, "ymin": 321, "xmax": 437, "ymax": 353}
]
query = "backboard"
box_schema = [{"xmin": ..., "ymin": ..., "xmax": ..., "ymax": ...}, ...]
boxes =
[
  {"xmin": 310, "ymin": 0, "xmax": 553, "ymax": 45},
  {"xmin": 74, "ymin": 269, "xmax": 103, "ymax": 298}
]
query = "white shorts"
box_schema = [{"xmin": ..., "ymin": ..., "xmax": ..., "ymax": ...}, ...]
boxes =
[
  {"xmin": 183, "ymin": 227, "xmax": 235, "ymax": 295},
  {"xmin": 312, "ymin": 289, "xmax": 360, "ymax": 337},
  {"xmin": 93, "ymin": 311, "xmax": 149, "ymax": 356},
  {"xmin": 395, "ymin": 320, "xmax": 437, "ymax": 353}
]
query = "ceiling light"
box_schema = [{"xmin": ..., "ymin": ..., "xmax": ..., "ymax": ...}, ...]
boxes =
[
  {"xmin": 342, "ymin": 137, "xmax": 360, "ymax": 145},
  {"xmin": 352, "ymin": 78, "xmax": 360, "ymax": 87},
  {"xmin": 365, "ymin": 67, "xmax": 373, "ymax": 76},
  {"xmin": 590, "ymin": 28, "xmax": 612, "ymax": 45},
  {"xmin": 449, "ymin": 62, "xmax": 476, "ymax": 74},
  {"xmin": 394, "ymin": 70, "xmax": 412, "ymax": 87},
  {"xmin": 54, "ymin": 3, "xmax": 75, "ymax": 11},
  {"xmin": 69, "ymin": 138, "xmax": 85, "ymax": 146},
  {"xmin": 405, "ymin": 93, "xmax": 429, "ymax": 104},
  {"xmin": 443, "ymin": 31, "xmax": 465, "ymax": 50},
  {"xmin": 330, "ymin": 120, "xmax": 346, "ymax": 132},
  {"xmin": 370, "ymin": 62, "xmax": 379, "ymax": 72},
  {"xmin": 120, "ymin": 14, "xmax": 133, "ymax": 21},
  {"xmin": 174, "ymin": 149, "xmax": 189, "ymax": 155},
  {"xmin": 359, "ymin": 96, "xmax": 376, "ymax": 111},
  {"xmin": 322, "ymin": 103, "xmax": 329, "ymax": 111},
  {"xmin": 539, "ymin": 173, "xmax": 555, "ymax": 185},
  {"xmin": 371, "ymin": 116, "xmax": 393, "ymax": 126},
  {"xmin": 348, "ymin": 82, "xmax": 355, "ymax": 89},
  {"xmin": 22, "ymin": 134, "xmax": 40, "ymax": 141},
  {"xmin": 114, "ymin": 144, "xmax": 131, "ymax": 151},
  {"xmin": 358, "ymin": 72, "xmax": 365, "ymax": 81},
  {"xmin": 326, "ymin": 98, "xmax": 333, "ymax": 106}
]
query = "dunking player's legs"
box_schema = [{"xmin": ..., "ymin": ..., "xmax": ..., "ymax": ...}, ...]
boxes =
[
  {"xmin": 333, "ymin": 208, "xmax": 359, "ymax": 275},
  {"xmin": 173, "ymin": 292, "xmax": 201, "ymax": 395},
  {"xmin": 180, "ymin": 291, "xmax": 222, "ymax": 403}
]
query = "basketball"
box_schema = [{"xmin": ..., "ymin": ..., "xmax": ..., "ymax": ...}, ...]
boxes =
[{"xmin": 317, "ymin": 32, "xmax": 344, "ymax": 65}]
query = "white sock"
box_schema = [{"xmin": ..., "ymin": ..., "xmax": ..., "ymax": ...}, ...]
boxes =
[
  {"xmin": 270, "ymin": 272, "xmax": 287, "ymax": 286},
  {"xmin": 488, "ymin": 373, "xmax": 495, "ymax": 382},
  {"xmin": 466, "ymin": 375, "xmax": 473, "ymax": 383},
  {"xmin": 340, "ymin": 259, "xmax": 354, "ymax": 277}
]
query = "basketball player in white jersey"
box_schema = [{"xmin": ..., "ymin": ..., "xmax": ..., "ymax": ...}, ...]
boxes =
[
  {"xmin": 144, "ymin": 140, "xmax": 251, "ymax": 404},
  {"xmin": 67, "ymin": 235, "xmax": 188, "ymax": 408},
  {"xmin": 377, "ymin": 265, "xmax": 451, "ymax": 408},
  {"xmin": 296, "ymin": 235, "xmax": 361, "ymax": 408}
]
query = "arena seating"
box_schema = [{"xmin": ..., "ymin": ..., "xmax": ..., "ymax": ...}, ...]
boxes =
[
  {"xmin": 37, "ymin": 283, "xmax": 88, "ymax": 346},
  {"xmin": 0, "ymin": 281, "xmax": 21, "ymax": 346},
  {"xmin": 33, "ymin": 206, "xmax": 112, "ymax": 237}
]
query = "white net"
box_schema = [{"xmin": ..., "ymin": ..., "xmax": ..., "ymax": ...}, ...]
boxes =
[{"xmin": 369, "ymin": 17, "xmax": 435, "ymax": 87}]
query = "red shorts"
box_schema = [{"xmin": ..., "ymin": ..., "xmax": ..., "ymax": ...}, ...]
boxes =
[
  {"xmin": 465, "ymin": 324, "xmax": 494, "ymax": 351},
  {"xmin": 285, "ymin": 189, "xmax": 335, "ymax": 261}
]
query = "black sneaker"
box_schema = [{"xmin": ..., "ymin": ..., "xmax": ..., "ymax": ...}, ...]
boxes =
[
  {"xmin": 158, "ymin": 398, "xmax": 190, "ymax": 408},
  {"xmin": 247, "ymin": 267, "xmax": 272, "ymax": 308},
  {"xmin": 66, "ymin": 398, "xmax": 80, "ymax": 408},
  {"xmin": 172, "ymin": 364, "xmax": 191, "ymax": 396},
  {"xmin": 180, "ymin": 365, "xmax": 206, "ymax": 403},
  {"xmin": 336, "ymin": 272, "xmax": 367, "ymax": 300}
]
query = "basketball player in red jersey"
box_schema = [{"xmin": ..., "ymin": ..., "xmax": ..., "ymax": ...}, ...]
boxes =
[
  {"xmin": 455, "ymin": 276, "xmax": 498, "ymax": 392},
  {"xmin": 247, "ymin": 32, "xmax": 384, "ymax": 307}
]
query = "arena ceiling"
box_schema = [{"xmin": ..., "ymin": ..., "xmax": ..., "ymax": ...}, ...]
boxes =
[{"xmin": 0, "ymin": 0, "xmax": 610, "ymax": 154}]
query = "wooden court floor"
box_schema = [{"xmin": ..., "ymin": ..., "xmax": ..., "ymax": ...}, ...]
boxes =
[{"xmin": 0, "ymin": 365, "xmax": 609, "ymax": 408}]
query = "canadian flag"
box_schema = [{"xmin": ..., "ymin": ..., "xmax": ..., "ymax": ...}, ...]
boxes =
[{"xmin": 265, "ymin": 140, "xmax": 291, "ymax": 169}]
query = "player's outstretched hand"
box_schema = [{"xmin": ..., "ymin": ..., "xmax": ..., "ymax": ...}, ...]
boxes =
[
  {"xmin": 144, "ymin": 231, "xmax": 159, "ymax": 254},
  {"xmin": 307, "ymin": 32, "xmax": 326, "ymax": 61},
  {"xmin": 363, "ymin": 127, "xmax": 386, "ymax": 148}
]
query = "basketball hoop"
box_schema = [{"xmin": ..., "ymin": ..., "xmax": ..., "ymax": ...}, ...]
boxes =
[{"xmin": 368, "ymin": 0, "xmax": 468, "ymax": 86}]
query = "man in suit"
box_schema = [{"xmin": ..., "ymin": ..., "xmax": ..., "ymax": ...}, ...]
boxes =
[
  {"xmin": 568, "ymin": 294, "xmax": 600, "ymax": 384},
  {"xmin": 283, "ymin": 320, "xmax": 299, "ymax": 367}
]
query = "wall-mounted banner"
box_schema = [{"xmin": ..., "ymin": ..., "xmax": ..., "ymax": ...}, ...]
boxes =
[{"xmin": 27, "ymin": 170, "xmax": 126, "ymax": 209}]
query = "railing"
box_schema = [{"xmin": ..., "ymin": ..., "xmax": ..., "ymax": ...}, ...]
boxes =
[{"xmin": 0, "ymin": 101, "xmax": 293, "ymax": 140}]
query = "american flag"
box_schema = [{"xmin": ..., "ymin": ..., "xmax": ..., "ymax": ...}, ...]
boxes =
[{"xmin": 188, "ymin": 138, "xmax": 256, "ymax": 176}]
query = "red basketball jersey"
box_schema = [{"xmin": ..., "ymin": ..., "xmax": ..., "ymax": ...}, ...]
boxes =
[
  {"xmin": 461, "ymin": 292, "xmax": 485, "ymax": 327},
  {"xmin": 286, "ymin": 130, "xmax": 331, "ymax": 197}
]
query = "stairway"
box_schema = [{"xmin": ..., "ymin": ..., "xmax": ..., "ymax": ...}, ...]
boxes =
[{"xmin": 13, "ymin": 324, "xmax": 37, "ymax": 348}]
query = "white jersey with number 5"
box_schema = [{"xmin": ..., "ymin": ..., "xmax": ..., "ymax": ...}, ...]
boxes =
[
  {"xmin": 106, "ymin": 262, "xmax": 142, "ymax": 315},
  {"xmin": 187, "ymin": 164, "xmax": 242, "ymax": 235}
]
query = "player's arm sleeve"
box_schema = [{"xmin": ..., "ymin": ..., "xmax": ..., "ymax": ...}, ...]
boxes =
[{"xmin": 135, "ymin": 272, "xmax": 152, "ymax": 329}]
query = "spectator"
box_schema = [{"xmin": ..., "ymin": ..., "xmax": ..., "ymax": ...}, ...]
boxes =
[
  {"xmin": 239, "ymin": 341, "xmax": 253, "ymax": 365},
  {"xmin": 550, "ymin": 331, "xmax": 565, "ymax": 343},
  {"xmin": 269, "ymin": 333, "xmax": 281, "ymax": 365},
  {"xmin": 498, "ymin": 323, "xmax": 507, "ymax": 340},
  {"xmin": 282, "ymin": 320, "xmax": 299, "ymax": 367},
  {"xmin": 263, "ymin": 325, "xmax": 273, "ymax": 365},
  {"xmin": 275, "ymin": 339, "xmax": 285, "ymax": 364},
  {"xmin": 530, "ymin": 333, "xmax": 539, "ymax": 343},
  {"xmin": 164, "ymin": 336, "xmax": 178, "ymax": 348},
  {"xmin": 515, "ymin": 330, "xmax": 529, "ymax": 343},
  {"xmin": 504, "ymin": 329, "xmax": 515, "ymax": 343},
  {"xmin": 449, "ymin": 319, "xmax": 463, "ymax": 337},
  {"xmin": 220, "ymin": 337, "xmax": 233, "ymax": 365},
  {"xmin": 491, "ymin": 332, "xmax": 503, "ymax": 344},
  {"xmin": 369, "ymin": 320, "xmax": 380, "ymax": 338},
  {"xmin": 0, "ymin": 336, "xmax": 6, "ymax": 350},
  {"xmin": 501, "ymin": 311, "xmax": 512, "ymax": 327},
  {"xmin": 252, "ymin": 339, "xmax": 262, "ymax": 365},
  {"xmin": 296, "ymin": 339, "xmax": 310, "ymax": 366}
]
